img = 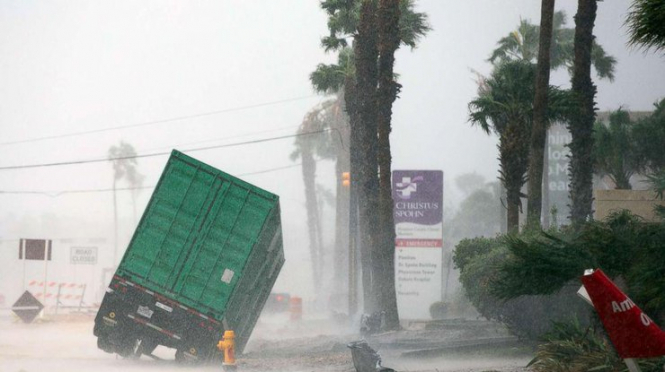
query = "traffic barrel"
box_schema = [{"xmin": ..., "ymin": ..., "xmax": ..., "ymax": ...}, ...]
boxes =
[{"xmin": 289, "ymin": 296, "xmax": 302, "ymax": 321}]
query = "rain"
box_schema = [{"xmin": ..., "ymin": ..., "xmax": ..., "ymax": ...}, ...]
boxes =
[{"xmin": 1, "ymin": 1, "xmax": 665, "ymax": 372}]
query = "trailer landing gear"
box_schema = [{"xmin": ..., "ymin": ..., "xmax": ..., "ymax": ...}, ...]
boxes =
[{"xmin": 96, "ymin": 334, "xmax": 158, "ymax": 360}]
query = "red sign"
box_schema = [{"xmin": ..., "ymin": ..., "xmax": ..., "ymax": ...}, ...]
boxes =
[
  {"xmin": 582, "ymin": 269, "xmax": 665, "ymax": 358},
  {"xmin": 395, "ymin": 239, "xmax": 442, "ymax": 247}
]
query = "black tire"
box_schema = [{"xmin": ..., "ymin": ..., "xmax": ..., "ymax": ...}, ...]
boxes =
[
  {"xmin": 97, "ymin": 336, "xmax": 114, "ymax": 353},
  {"xmin": 115, "ymin": 340, "xmax": 135, "ymax": 358},
  {"xmin": 174, "ymin": 349, "xmax": 186, "ymax": 363}
]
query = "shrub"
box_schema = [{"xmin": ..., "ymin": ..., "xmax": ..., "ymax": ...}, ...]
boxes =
[
  {"xmin": 452, "ymin": 236, "xmax": 500, "ymax": 272},
  {"xmin": 529, "ymin": 319, "xmax": 665, "ymax": 372},
  {"xmin": 455, "ymin": 236, "xmax": 590, "ymax": 340},
  {"xmin": 528, "ymin": 319, "xmax": 621, "ymax": 372},
  {"xmin": 455, "ymin": 212, "xmax": 665, "ymax": 340},
  {"xmin": 495, "ymin": 211, "xmax": 665, "ymax": 322}
]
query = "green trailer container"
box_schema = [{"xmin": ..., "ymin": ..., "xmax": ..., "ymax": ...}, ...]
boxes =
[{"xmin": 94, "ymin": 150, "xmax": 284, "ymax": 362}]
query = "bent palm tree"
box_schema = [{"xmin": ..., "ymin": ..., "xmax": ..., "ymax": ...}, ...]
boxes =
[
  {"xmin": 593, "ymin": 109, "xmax": 643, "ymax": 190},
  {"xmin": 470, "ymin": 61, "xmax": 570, "ymax": 232},
  {"xmin": 490, "ymin": 9, "xmax": 615, "ymax": 228},
  {"xmin": 470, "ymin": 62, "xmax": 536, "ymax": 232},
  {"xmin": 108, "ymin": 141, "xmax": 142, "ymax": 265},
  {"xmin": 291, "ymin": 100, "xmax": 342, "ymax": 292},
  {"xmin": 489, "ymin": 10, "xmax": 616, "ymax": 80}
]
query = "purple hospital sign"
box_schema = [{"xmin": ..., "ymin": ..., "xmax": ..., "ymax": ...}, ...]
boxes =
[
  {"xmin": 393, "ymin": 170, "xmax": 444, "ymax": 319},
  {"xmin": 393, "ymin": 170, "xmax": 443, "ymax": 247}
]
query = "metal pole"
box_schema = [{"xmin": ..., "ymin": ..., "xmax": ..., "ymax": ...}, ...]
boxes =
[
  {"xmin": 624, "ymin": 359, "xmax": 642, "ymax": 372},
  {"xmin": 21, "ymin": 239, "xmax": 26, "ymax": 291},
  {"xmin": 348, "ymin": 196, "xmax": 358, "ymax": 318},
  {"xmin": 78, "ymin": 284, "xmax": 87, "ymax": 312},
  {"xmin": 55, "ymin": 283, "xmax": 63, "ymax": 315},
  {"xmin": 42, "ymin": 241, "xmax": 48, "ymax": 312}
]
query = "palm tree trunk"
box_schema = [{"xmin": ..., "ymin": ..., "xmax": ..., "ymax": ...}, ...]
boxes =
[
  {"xmin": 345, "ymin": 72, "xmax": 365, "ymax": 317},
  {"xmin": 499, "ymin": 183, "xmax": 508, "ymax": 234},
  {"xmin": 501, "ymin": 121, "xmax": 530, "ymax": 233},
  {"xmin": 333, "ymin": 99, "xmax": 351, "ymax": 302},
  {"xmin": 526, "ymin": 0, "xmax": 555, "ymax": 230},
  {"xmin": 568, "ymin": 0, "xmax": 598, "ymax": 226},
  {"xmin": 542, "ymin": 133, "xmax": 551, "ymax": 228},
  {"xmin": 506, "ymin": 187, "xmax": 521, "ymax": 233},
  {"xmin": 302, "ymin": 147, "xmax": 322, "ymax": 291},
  {"xmin": 376, "ymin": 0, "xmax": 401, "ymax": 330},
  {"xmin": 613, "ymin": 173, "xmax": 632, "ymax": 190},
  {"xmin": 355, "ymin": 0, "xmax": 380, "ymax": 314}
]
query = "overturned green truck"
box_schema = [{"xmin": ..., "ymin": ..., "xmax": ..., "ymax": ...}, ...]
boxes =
[{"xmin": 94, "ymin": 150, "xmax": 284, "ymax": 362}]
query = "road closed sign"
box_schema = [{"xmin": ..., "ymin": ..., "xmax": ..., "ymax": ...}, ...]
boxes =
[{"xmin": 70, "ymin": 246, "xmax": 98, "ymax": 265}]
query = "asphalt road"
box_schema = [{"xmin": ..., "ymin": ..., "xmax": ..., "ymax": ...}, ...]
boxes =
[{"xmin": 0, "ymin": 312, "xmax": 531, "ymax": 372}]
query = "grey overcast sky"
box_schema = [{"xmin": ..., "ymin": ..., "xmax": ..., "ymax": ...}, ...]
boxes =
[{"xmin": 1, "ymin": 1, "xmax": 664, "ymax": 295}]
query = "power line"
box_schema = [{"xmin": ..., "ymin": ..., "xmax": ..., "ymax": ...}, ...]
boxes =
[
  {"xmin": 0, "ymin": 128, "xmax": 333, "ymax": 171},
  {"xmin": 0, "ymin": 95, "xmax": 318, "ymax": 146},
  {"xmin": 0, "ymin": 162, "xmax": 307, "ymax": 197},
  {"xmin": 141, "ymin": 124, "xmax": 302, "ymax": 154}
]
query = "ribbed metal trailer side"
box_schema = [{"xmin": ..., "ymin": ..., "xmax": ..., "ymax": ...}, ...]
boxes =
[{"xmin": 94, "ymin": 150, "xmax": 284, "ymax": 361}]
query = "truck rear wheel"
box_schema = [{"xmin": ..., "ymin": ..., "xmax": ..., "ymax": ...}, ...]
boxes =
[
  {"xmin": 97, "ymin": 336, "xmax": 113, "ymax": 353},
  {"xmin": 115, "ymin": 339, "xmax": 136, "ymax": 358}
]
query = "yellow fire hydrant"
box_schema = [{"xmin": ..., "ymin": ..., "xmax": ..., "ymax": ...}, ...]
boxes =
[{"xmin": 217, "ymin": 330, "xmax": 237, "ymax": 370}]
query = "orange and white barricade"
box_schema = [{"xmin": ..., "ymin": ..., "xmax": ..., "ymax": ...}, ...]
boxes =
[{"xmin": 27, "ymin": 280, "xmax": 86, "ymax": 313}]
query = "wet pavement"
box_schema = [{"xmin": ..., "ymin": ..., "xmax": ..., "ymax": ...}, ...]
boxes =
[{"xmin": 0, "ymin": 312, "xmax": 531, "ymax": 372}]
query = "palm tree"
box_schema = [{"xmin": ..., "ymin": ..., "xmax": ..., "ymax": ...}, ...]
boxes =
[
  {"xmin": 470, "ymin": 62, "xmax": 536, "ymax": 232},
  {"xmin": 526, "ymin": 0, "xmax": 556, "ymax": 229},
  {"xmin": 489, "ymin": 8, "xmax": 616, "ymax": 228},
  {"xmin": 291, "ymin": 100, "xmax": 344, "ymax": 292},
  {"xmin": 633, "ymin": 98, "xmax": 665, "ymax": 173},
  {"xmin": 469, "ymin": 61, "xmax": 570, "ymax": 232},
  {"xmin": 568, "ymin": 0, "xmax": 598, "ymax": 226},
  {"xmin": 311, "ymin": 54, "xmax": 359, "ymax": 313},
  {"xmin": 373, "ymin": 0, "xmax": 402, "ymax": 330},
  {"xmin": 626, "ymin": 0, "xmax": 665, "ymax": 53},
  {"xmin": 313, "ymin": 0, "xmax": 429, "ymax": 322},
  {"xmin": 354, "ymin": 0, "xmax": 429, "ymax": 328},
  {"xmin": 355, "ymin": 0, "xmax": 381, "ymax": 315},
  {"xmin": 593, "ymin": 109, "xmax": 642, "ymax": 190},
  {"xmin": 108, "ymin": 141, "xmax": 142, "ymax": 266},
  {"xmin": 489, "ymin": 10, "xmax": 616, "ymax": 80}
]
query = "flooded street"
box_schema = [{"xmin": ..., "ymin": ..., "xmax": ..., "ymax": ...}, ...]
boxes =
[
  {"xmin": 0, "ymin": 314, "xmax": 218, "ymax": 372},
  {"xmin": 0, "ymin": 312, "xmax": 530, "ymax": 372}
]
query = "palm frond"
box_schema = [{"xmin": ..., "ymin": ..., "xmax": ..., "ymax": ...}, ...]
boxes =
[
  {"xmin": 398, "ymin": 0, "xmax": 431, "ymax": 49},
  {"xmin": 311, "ymin": 63, "xmax": 347, "ymax": 94},
  {"xmin": 491, "ymin": 232, "xmax": 595, "ymax": 299},
  {"xmin": 626, "ymin": 0, "xmax": 665, "ymax": 53},
  {"xmin": 591, "ymin": 41, "xmax": 617, "ymax": 81},
  {"xmin": 488, "ymin": 10, "xmax": 616, "ymax": 81}
]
